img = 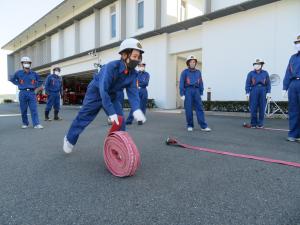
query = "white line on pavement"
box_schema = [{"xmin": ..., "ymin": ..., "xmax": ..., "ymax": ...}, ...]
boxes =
[{"xmin": 0, "ymin": 114, "xmax": 24, "ymax": 117}]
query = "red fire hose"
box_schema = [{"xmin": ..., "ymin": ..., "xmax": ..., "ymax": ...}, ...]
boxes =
[
  {"xmin": 103, "ymin": 116, "xmax": 141, "ymax": 177},
  {"xmin": 166, "ymin": 137, "xmax": 300, "ymax": 168},
  {"xmin": 243, "ymin": 122, "xmax": 289, "ymax": 132}
]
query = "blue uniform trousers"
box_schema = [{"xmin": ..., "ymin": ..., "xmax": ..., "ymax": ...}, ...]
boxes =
[
  {"xmin": 19, "ymin": 90, "xmax": 40, "ymax": 126},
  {"xmin": 66, "ymin": 83, "xmax": 125, "ymax": 145},
  {"xmin": 184, "ymin": 87, "xmax": 207, "ymax": 129},
  {"xmin": 45, "ymin": 92, "xmax": 60, "ymax": 112},
  {"xmin": 287, "ymin": 80, "xmax": 300, "ymax": 138},
  {"xmin": 249, "ymin": 85, "xmax": 267, "ymax": 127}
]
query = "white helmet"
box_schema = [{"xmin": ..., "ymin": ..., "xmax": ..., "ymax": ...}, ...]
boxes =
[
  {"xmin": 253, "ymin": 59, "xmax": 265, "ymax": 65},
  {"xmin": 186, "ymin": 55, "xmax": 197, "ymax": 65},
  {"xmin": 119, "ymin": 38, "xmax": 144, "ymax": 54},
  {"xmin": 20, "ymin": 56, "xmax": 32, "ymax": 63},
  {"xmin": 294, "ymin": 34, "xmax": 300, "ymax": 44}
]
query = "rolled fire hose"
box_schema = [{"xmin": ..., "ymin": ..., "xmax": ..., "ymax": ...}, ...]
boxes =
[
  {"xmin": 243, "ymin": 122, "xmax": 289, "ymax": 132},
  {"xmin": 103, "ymin": 116, "xmax": 141, "ymax": 177},
  {"xmin": 166, "ymin": 137, "xmax": 300, "ymax": 168}
]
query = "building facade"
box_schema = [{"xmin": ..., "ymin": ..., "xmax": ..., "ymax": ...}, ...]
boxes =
[{"xmin": 2, "ymin": 0, "xmax": 300, "ymax": 108}]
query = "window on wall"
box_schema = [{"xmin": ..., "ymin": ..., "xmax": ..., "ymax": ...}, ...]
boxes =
[
  {"xmin": 137, "ymin": 0, "xmax": 144, "ymax": 29},
  {"xmin": 180, "ymin": 0, "xmax": 187, "ymax": 22},
  {"xmin": 110, "ymin": 5, "xmax": 116, "ymax": 38}
]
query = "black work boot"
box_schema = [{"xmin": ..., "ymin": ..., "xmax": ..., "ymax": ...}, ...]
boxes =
[
  {"xmin": 44, "ymin": 111, "xmax": 51, "ymax": 121},
  {"xmin": 54, "ymin": 110, "xmax": 62, "ymax": 120}
]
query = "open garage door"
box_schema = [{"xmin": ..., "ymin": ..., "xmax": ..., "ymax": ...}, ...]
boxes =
[
  {"xmin": 62, "ymin": 70, "xmax": 95, "ymax": 105},
  {"xmin": 36, "ymin": 69, "xmax": 51, "ymax": 86}
]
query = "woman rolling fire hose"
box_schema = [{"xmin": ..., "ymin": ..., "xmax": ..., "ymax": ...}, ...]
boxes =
[
  {"xmin": 103, "ymin": 116, "xmax": 141, "ymax": 177},
  {"xmin": 166, "ymin": 137, "xmax": 300, "ymax": 168}
]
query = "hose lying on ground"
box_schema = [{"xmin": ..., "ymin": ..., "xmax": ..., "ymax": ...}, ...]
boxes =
[{"xmin": 166, "ymin": 137, "xmax": 300, "ymax": 168}]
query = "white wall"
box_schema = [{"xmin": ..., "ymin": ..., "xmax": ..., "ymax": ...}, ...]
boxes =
[
  {"xmin": 162, "ymin": 0, "xmax": 205, "ymax": 27},
  {"xmin": 51, "ymin": 32, "xmax": 59, "ymax": 61},
  {"xmin": 126, "ymin": 0, "xmax": 155, "ymax": 37},
  {"xmin": 80, "ymin": 14, "xmax": 95, "ymax": 52},
  {"xmin": 141, "ymin": 34, "xmax": 170, "ymax": 108},
  {"xmin": 0, "ymin": 50, "xmax": 16, "ymax": 95},
  {"xmin": 14, "ymin": 52, "xmax": 21, "ymax": 71},
  {"xmin": 58, "ymin": 48, "xmax": 119, "ymax": 76},
  {"xmin": 59, "ymin": 56, "xmax": 96, "ymax": 76},
  {"xmin": 100, "ymin": 2, "xmax": 120, "ymax": 46},
  {"xmin": 64, "ymin": 24, "xmax": 75, "ymax": 57},
  {"xmin": 168, "ymin": 26, "xmax": 202, "ymax": 54},
  {"xmin": 97, "ymin": 47, "xmax": 120, "ymax": 65},
  {"xmin": 211, "ymin": 0, "xmax": 248, "ymax": 12},
  {"xmin": 41, "ymin": 39, "xmax": 48, "ymax": 65},
  {"xmin": 163, "ymin": 0, "xmax": 179, "ymax": 26},
  {"xmin": 187, "ymin": 0, "xmax": 205, "ymax": 19},
  {"xmin": 202, "ymin": 0, "xmax": 300, "ymax": 101}
]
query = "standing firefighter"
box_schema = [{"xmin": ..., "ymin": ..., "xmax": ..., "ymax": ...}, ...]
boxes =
[
  {"xmin": 283, "ymin": 34, "xmax": 300, "ymax": 142},
  {"xmin": 44, "ymin": 67, "xmax": 63, "ymax": 121},
  {"xmin": 63, "ymin": 38, "xmax": 146, "ymax": 153},
  {"xmin": 245, "ymin": 59, "xmax": 271, "ymax": 128},
  {"xmin": 9, "ymin": 56, "xmax": 43, "ymax": 129},
  {"xmin": 126, "ymin": 61, "xmax": 150, "ymax": 125},
  {"xmin": 179, "ymin": 55, "xmax": 211, "ymax": 132}
]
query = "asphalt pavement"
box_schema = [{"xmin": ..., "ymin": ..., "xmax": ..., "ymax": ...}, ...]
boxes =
[{"xmin": 0, "ymin": 103, "xmax": 299, "ymax": 225}]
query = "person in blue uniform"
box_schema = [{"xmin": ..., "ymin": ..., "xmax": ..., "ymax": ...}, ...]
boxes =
[
  {"xmin": 179, "ymin": 55, "xmax": 211, "ymax": 132},
  {"xmin": 245, "ymin": 59, "xmax": 271, "ymax": 128},
  {"xmin": 9, "ymin": 56, "xmax": 43, "ymax": 129},
  {"xmin": 126, "ymin": 61, "xmax": 150, "ymax": 125},
  {"xmin": 283, "ymin": 34, "xmax": 300, "ymax": 142},
  {"xmin": 44, "ymin": 67, "xmax": 63, "ymax": 121},
  {"xmin": 95, "ymin": 65, "xmax": 125, "ymax": 126},
  {"xmin": 63, "ymin": 38, "xmax": 146, "ymax": 153}
]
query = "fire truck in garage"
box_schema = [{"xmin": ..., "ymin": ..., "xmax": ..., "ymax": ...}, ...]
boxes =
[{"xmin": 62, "ymin": 70, "xmax": 94, "ymax": 105}]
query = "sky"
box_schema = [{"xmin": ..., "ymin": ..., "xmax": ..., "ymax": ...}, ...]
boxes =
[{"xmin": 0, "ymin": 0, "xmax": 63, "ymax": 95}]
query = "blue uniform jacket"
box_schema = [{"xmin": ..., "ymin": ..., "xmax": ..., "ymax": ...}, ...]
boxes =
[
  {"xmin": 45, "ymin": 74, "xmax": 62, "ymax": 94},
  {"xmin": 9, "ymin": 69, "xmax": 40, "ymax": 90},
  {"xmin": 93, "ymin": 60, "xmax": 140, "ymax": 116},
  {"xmin": 245, "ymin": 70, "xmax": 271, "ymax": 94},
  {"xmin": 179, "ymin": 68, "xmax": 204, "ymax": 96},
  {"xmin": 137, "ymin": 71, "xmax": 150, "ymax": 88},
  {"xmin": 283, "ymin": 52, "xmax": 300, "ymax": 90}
]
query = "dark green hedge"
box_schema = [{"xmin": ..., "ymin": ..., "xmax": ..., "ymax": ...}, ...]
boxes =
[
  {"xmin": 202, "ymin": 101, "xmax": 288, "ymax": 113},
  {"xmin": 3, "ymin": 99, "xmax": 13, "ymax": 103},
  {"xmin": 123, "ymin": 99, "xmax": 156, "ymax": 109},
  {"xmin": 122, "ymin": 99, "xmax": 288, "ymax": 114}
]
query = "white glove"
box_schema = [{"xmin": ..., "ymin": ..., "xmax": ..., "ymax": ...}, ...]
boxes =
[
  {"xmin": 133, "ymin": 109, "xmax": 146, "ymax": 123},
  {"xmin": 266, "ymin": 93, "xmax": 271, "ymax": 99},
  {"xmin": 246, "ymin": 94, "xmax": 250, "ymax": 101},
  {"xmin": 282, "ymin": 90, "xmax": 288, "ymax": 98},
  {"xmin": 181, "ymin": 95, "xmax": 185, "ymax": 101},
  {"xmin": 109, "ymin": 114, "xmax": 119, "ymax": 125}
]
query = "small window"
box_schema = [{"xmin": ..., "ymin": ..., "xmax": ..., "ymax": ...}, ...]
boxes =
[
  {"xmin": 137, "ymin": 0, "xmax": 144, "ymax": 29},
  {"xmin": 110, "ymin": 5, "xmax": 116, "ymax": 38}
]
